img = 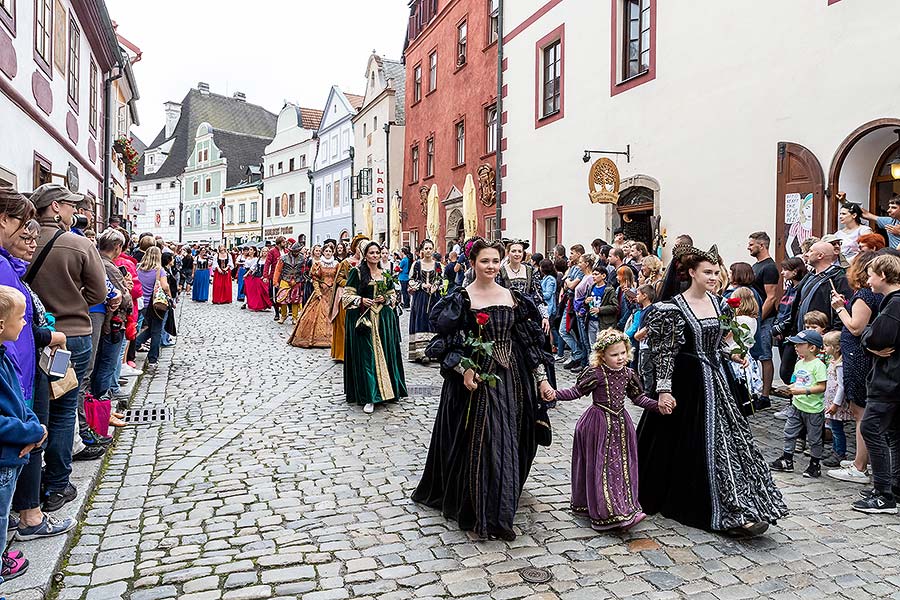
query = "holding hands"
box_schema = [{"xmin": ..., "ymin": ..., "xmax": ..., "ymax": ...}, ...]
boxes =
[{"xmin": 657, "ymin": 392, "xmax": 677, "ymax": 415}]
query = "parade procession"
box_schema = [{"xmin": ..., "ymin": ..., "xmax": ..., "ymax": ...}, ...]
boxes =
[{"xmin": 2, "ymin": 0, "xmax": 900, "ymax": 598}]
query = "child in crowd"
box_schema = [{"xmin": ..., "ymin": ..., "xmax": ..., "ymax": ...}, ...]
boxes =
[
  {"xmin": 584, "ymin": 266, "xmax": 618, "ymax": 347},
  {"xmin": 770, "ymin": 329, "xmax": 827, "ymax": 478},
  {"xmin": 625, "ymin": 284, "xmax": 656, "ymax": 367},
  {"xmin": 0, "ymin": 285, "xmax": 47, "ymax": 582},
  {"xmin": 553, "ymin": 329, "xmax": 673, "ymax": 531},
  {"xmin": 822, "ymin": 331, "xmax": 852, "ymax": 468},
  {"xmin": 725, "ymin": 287, "xmax": 763, "ymax": 400},
  {"xmin": 632, "ymin": 286, "xmax": 658, "ymax": 390},
  {"xmin": 804, "ymin": 310, "xmax": 830, "ymax": 358}
]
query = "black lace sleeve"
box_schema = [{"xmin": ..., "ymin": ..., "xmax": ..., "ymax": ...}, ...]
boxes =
[
  {"xmin": 645, "ymin": 303, "xmax": 686, "ymax": 394},
  {"xmin": 425, "ymin": 290, "xmax": 472, "ymax": 371}
]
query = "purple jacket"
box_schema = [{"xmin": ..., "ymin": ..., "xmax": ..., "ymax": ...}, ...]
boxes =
[{"xmin": 0, "ymin": 247, "xmax": 35, "ymax": 405}]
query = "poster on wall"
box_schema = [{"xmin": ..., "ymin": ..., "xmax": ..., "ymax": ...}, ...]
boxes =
[
  {"xmin": 129, "ymin": 196, "xmax": 146, "ymax": 215},
  {"xmin": 53, "ymin": 1, "xmax": 66, "ymax": 76},
  {"xmin": 169, "ymin": 210, "xmax": 176, "ymax": 226},
  {"xmin": 784, "ymin": 192, "xmax": 813, "ymax": 258}
]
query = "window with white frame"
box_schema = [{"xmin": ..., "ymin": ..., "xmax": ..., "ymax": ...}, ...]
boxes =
[
  {"xmin": 331, "ymin": 135, "xmax": 338, "ymax": 158},
  {"xmin": 411, "ymin": 145, "xmax": 419, "ymax": 182},
  {"xmin": 299, "ymin": 191, "xmax": 307, "ymax": 213},
  {"xmin": 413, "ymin": 64, "xmax": 422, "ymax": 102},
  {"xmin": 194, "ymin": 208, "xmax": 200, "ymax": 226},
  {"xmin": 485, "ymin": 104, "xmax": 498, "ymax": 154},
  {"xmin": 289, "ymin": 193, "xmax": 295, "ymax": 214},
  {"xmin": 426, "ymin": 137, "xmax": 434, "ymax": 177},
  {"xmin": 226, "ymin": 206, "xmax": 234, "ymax": 223},
  {"xmin": 238, "ymin": 204, "xmax": 246, "ymax": 223},
  {"xmin": 542, "ymin": 41, "xmax": 561, "ymax": 117},
  {"xmin": 67, "ymin": 18, "xmax": 80, "ymax": 108},
  {"xmin": 429, "ymin": 51, "xmax": 437, "ymax": 92},
  {"xmin": 457, "ymin": 20, "xmax": 467, "ymax": 65},
  {"xmin": 34, "ymin": 0, "xmax": 51, "ymax": 71},
  {"xmin": 623, "ymin": 0, "xmax": 651, "ymax": 79},
  {"xmin": 250, "ymin": 201, "xmax": 258, "ymax": 222},
  {"xmin": 326, "ymin": 183, "xmax": 332, "ymax": 208},
  {"xmin": 89, "ymin": 61, "xmax": 98, "ymax": 132},
  {"xmin": 488, "ymin": 0, "xmax": 499, "ymax": 44},
  {"xmin": 342, "ymin": 177, "xmax": 349, "ymax": 205},
  {"xmin": 455, "ymin": 121, "xmax": 465, "ymax": 166},
  {"xmin": 210, "ymin": 206, "xmax": 217, "ymax": 224},
  {"xmin": 315, "ymin": 186, "xmax": 322, "ymax": 212}
]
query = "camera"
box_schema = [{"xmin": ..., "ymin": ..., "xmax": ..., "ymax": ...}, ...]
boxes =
[{"xmin": 72, "ymin": 214, "xmax": 89, "ymax": 230}]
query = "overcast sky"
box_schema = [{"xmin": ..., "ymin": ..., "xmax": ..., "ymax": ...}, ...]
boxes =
[{"xmin": 107, "ymin": 0, "xmax": 410, "ymax": 142}]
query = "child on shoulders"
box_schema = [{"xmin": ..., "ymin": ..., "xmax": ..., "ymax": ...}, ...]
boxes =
[{"xmin": 553, "ymin": 329, "xmax": 673, "ymax": 531}]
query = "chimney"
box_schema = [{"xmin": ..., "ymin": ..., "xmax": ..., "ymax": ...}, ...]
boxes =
[
  {"xmin": 197, "ymin": 81, "xmax": 210, "ymax": 94},
  {"xmin": 163, "ymin": 101, "xmax": 181, "ymax": 138},
  {"xmin": 233, "ymin": 91, "xmax": 246, "ymax": 102}
]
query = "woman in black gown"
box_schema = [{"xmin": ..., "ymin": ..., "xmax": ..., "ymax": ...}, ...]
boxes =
[
  {"xmin": 413, "ymin": 238, "xmax": 555, "ymax": 540},
  {"xmin": 637, "ymin": 245, "xmax": 788, "ymax": 536}
]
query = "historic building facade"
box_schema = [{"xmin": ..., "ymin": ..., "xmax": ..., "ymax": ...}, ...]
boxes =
[
  {"xmin": 223, "ymin": 166, "xmax": 262, "ymax": 247},
  {"xmin": 132, "ymin": 83, "xmax": 275, "ymax": 242},
  {"xmin": 0, "ymin": 0, "xmax": 139, "ymax": 224},
  {"xmin": 311, "ymin": 86, "xmax": 362, "ymax": 244},
  {"xmin": 261, "ymin": 103, "xmax": 322, "ymax": 245},
  {"xmin": 501, "ymin": 0, "xmax": 900, "ymax": 262},
  {"xmin": 352, "ymin": 52, "xmax": 405, "ymax": 246},
  {"xmin": 401, "ymin": 0, "xmax": 500, "ymax": 252}
]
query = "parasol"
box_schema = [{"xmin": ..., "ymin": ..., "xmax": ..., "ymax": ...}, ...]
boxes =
[
  {"xmin": 462, "ymin": 173, "xmax": 477, "ymax": 239},
  {"xmin": 362, "ymin": 199, "xmax": 373, "ymax": 241},
  {"xmin": 390, "ymin": 193, "xmax": 402, "ymax": 251}
]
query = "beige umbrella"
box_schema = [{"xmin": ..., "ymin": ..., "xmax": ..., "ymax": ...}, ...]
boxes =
[
  {"xmin": 462, "ymin": 173, "xmax": 477, "ymax": 239},
  {"xmin": 362, "ymin": 199, "xmax": 373, "ymax": 241},
  {"xmin": 426, "ymin": 184, "xmax": 440, "ymax": 242},
  {"xmin": 390, "ymin": 193, "xmax": 402, "ymax": 251}
]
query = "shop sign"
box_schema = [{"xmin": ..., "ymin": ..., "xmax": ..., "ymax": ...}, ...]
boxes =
[
  {"xmin": 588, "ymin": 158, "xmax": 620, "ymax": 204},
  {"xmin": 264, "ymin": 226, "xmax": 294, "ymax": 237},
  {"xmin": 130, "ymin": 196, "xmax": 146, "ymax": 215},
  {"xmin": 372, "ymin": 162, "xmax": 386, "ymax": 233}
]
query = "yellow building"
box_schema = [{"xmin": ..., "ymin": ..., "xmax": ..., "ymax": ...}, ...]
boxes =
[{"xmin": 224, "ymin": 167, "xmax": 263, "ymax": 248}]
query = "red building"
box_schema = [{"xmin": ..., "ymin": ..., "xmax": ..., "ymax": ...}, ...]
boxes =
[{"xmin": 402, "ymin": 0, "xmax": 500, "ymax": 253}]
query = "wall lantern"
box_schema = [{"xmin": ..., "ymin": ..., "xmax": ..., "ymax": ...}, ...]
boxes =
[{"xmin": 889, "ymin": 129, "xmax": 900, "ymax": 180}]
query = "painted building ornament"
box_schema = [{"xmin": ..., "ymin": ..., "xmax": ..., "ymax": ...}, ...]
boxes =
[
  {"xmin": 419, "ymin": 185, "xmax": 429, "ymax": 216},
  {"xmin": 477, "ymin": 164, "xmax": 496, "ymax": 207},
  {"xmin": 588, "ymin": 158, "xmax": 621, "ymax": 205}
]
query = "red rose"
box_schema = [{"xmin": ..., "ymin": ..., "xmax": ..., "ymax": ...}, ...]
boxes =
[
  {"xmin": 475, "ymin": 312, "xmax": 490, "ymax": 326},
  {"xmin": 726, "ymin": 296, "xmax": 741, "ymax": 308}
]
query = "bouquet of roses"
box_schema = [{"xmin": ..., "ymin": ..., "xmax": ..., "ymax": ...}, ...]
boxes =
[
  {"xmin": 720, "ymin": 296, "xmax": 752, "ymax": 357},
  {"xmin": 460, "ymin": 312, "xmax": 500, "ymax": 426},
  {"xmin": 375, "ymin": 271, "xmax": 399, "ymax": 297}
]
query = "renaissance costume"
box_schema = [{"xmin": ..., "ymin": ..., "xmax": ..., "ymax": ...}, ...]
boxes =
[
  {"xmin": 289, "ymin": 257, "xmax": 337, "ymax": 348},
  {"xmin": 192, "ymin": 256, "xmax": 211, "ymax": 302},
  {"xmin": 408, "ymin": 259, "xmax": 444, "ymax": 361}
]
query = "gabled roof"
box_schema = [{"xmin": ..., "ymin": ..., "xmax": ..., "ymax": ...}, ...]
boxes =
[
  {"xmin": 130, "ymin": 134, "xmax": 147, "ymax": 155},
  {"xmin": 210, "ymin": 129, "xmax": 273, "ymax": 189},
  {"xmin": 135, "ymin": 88, "xmax": 277, "ymax": 181},
  {"xmin": 381, "ymin": 58, "xmax": 406, "ymax": 125},
  {"xmin": 345, "ymin": 94, "xmax": 365, "ymax": 110}
]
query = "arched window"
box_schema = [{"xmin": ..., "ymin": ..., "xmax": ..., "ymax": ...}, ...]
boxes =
[{"xmin": 872, "ymin": 140, "xmax": 900, "ymax": 216}]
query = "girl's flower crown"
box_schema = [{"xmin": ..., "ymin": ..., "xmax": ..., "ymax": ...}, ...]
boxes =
[{"xmin": 592, "ymin": 328, "xmax": 630, "ymax": 354}]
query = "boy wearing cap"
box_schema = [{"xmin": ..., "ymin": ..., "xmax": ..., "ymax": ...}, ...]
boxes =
[{"xmin": 770, "ymin": 329, "xmax": 827, "ymax": 478}]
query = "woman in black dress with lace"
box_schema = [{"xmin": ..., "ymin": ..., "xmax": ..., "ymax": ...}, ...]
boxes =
[
  {"xmin": 637, "ymin": 245, "xmax": 787, "ymax": 536},
  {"xmin": 413, "ymin": 238, "xmax": 555, "ymax": 541}
]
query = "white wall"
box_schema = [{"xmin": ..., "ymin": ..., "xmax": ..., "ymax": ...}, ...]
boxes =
[
  {"xmin": 131, "ymin": 178, "xmax": 180, "ymax": 240},
  {"xmin": 502, "ymin": 0, "xmax": 900, "ymax": 263}
]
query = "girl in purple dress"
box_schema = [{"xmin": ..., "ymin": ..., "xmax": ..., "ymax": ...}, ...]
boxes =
[{"xmin": 554, "ymin": 329, "xmax": 673, "ymax": 531}]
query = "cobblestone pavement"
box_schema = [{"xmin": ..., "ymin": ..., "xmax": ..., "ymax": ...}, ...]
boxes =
[{"xmin": 49, "ymin": 298, "xmax": 900, "ymax": 600}]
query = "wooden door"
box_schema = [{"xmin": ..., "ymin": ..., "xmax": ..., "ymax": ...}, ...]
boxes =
[{"xmin": 775, "ymin": 142, "xmax": 825, "ymax": 265}]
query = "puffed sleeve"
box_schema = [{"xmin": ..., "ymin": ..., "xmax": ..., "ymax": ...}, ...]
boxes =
[
  {"xmin": 341, "ymin": 268, "xmax": 362, "ymax": 309},
  {"xmin": 425, "ymin": 291, "xmax": 470, "ymax": 372},
  {"xmin": 555, "ymin": 366, "xmax": 599, "ymax": 402},
  {"xmin": 645, "ymin": 303, "xmax": 685, "ymax": 394},
  {"xmin": 626, "ymin": 368, "xmax": 660, "ymax": 412},
  {"xmin": 512, "ymin": 291, "xmax": 555, "ymax": 387}
]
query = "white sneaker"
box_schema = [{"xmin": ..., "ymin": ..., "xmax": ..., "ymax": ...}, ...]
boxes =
[
  {"xmin": 363, "ymin": 403, "xmax": 375, "ymax": 414},
  {"xmin": 120, "ymin": 365, "xmax": 142, "ymax": 377},
  {"xmin": 827, "ymin": 465, "xmax": 870, "ymax": 484},
  {"xmin": 773, "ymin": 408, "xmax": 790, "ymax": 420}
]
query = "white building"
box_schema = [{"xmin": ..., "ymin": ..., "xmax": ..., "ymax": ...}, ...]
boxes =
[
  {"xmin": 501, "ymin": 0, "xmax": 900, "ymax": 264},
  {"xmin": 352, "ymin": 53, "xmax": 405, "ymax": 246},
  {"xmin": 0, "ymin": 0, "xmax": 138, "ymax": 223},
  {"xmin": 132, "ymin": 83, "xmax": 275, "ymax": 242},
  {"xmin": 224, "ymin": 166, "xmax": 262, "ymax": 247},
  {"xmin": 311, "ymin": 86, "xmax": 363, "ymax": 244},
  {"xmin": 261, "ymin": 103, "xmax": 322, "ymax": 245}
]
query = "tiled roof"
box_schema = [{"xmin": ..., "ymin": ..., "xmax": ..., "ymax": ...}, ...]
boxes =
[
  {"xmin": 210, "ymin": 129, "xmax": 273, "ymax": 189},
  {"xmin": 130, "ymin": 134, "xmax": 147, "ymax": 155},
  {"xmin": 381, "ymin": 58, "xmax": 406, "ymax": 125},
  {"xmin": 135, "ymin": 89, "xmax": 276, "ymax": 181},
  {"xmin": 345, "ymin": 93, "xmax": 365, "ymax": 111},
  {"xmin": 299, "ymin": 107, "xmax": 324, "ymax": 131}
]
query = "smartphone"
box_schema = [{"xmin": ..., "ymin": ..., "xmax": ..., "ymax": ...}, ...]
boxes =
[
  {"xmin": 828, "ymin": 279, "xmax": 837, "ymax": 294},
  {"xmin": 118, "ymin": 265, "xmax": 128, "ymax": 277}
]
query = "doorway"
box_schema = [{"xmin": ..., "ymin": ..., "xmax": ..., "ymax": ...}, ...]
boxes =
[{"xmin": 775, "ymin": 142, "xmax": 824, "ymax": 264}]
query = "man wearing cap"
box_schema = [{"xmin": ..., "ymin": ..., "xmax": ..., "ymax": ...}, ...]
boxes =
[
  {"xmin": 27, "ymin": 184, "xmax": 108, "ymax": 511},
  {"xmin": 264, "ymin": 236, "xmax": 287, "ymax": 321}
]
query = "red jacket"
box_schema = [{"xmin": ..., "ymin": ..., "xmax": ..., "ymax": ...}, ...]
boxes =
[{"xmin": 263, "ymin": 247, "xmax": 281, "ymax": 280}]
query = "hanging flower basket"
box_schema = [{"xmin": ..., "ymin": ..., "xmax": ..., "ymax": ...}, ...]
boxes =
[{"xmin": 114, "ymin": 136, "xmax": 140, "ymax": 176}]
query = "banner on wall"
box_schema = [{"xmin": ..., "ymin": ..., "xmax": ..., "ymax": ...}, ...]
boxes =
[
  {"xmin": 129, "ymin": 196, "xmax": 147, "ymax": 215},
  {"xmin": 371, "ymin": 161, "xmax": 386, "ymax": 234}
]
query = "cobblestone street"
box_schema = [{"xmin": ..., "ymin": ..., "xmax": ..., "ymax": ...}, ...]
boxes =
[{"xmin": 49, "ymin": 299, "xmax": 900, "ymax": 600}]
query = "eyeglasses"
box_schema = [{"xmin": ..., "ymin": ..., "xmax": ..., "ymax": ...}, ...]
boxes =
[{"xmin": 18, "ymin": 236, "xmax": 38, "ymax": 245}]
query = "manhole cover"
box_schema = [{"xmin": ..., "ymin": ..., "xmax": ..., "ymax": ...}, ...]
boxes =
[
  {"xmin": 407, "ymin": 385, "xmax": 441, "ymax": 396},
  {"xmin": 520, "ymin": 567, "xmax": 552, "ymax": 584},
  {"xmin": 124, "ymin": 407, "xmax": 172, "ymax": 424}
]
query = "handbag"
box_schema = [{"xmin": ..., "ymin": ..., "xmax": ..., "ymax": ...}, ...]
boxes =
[
  {"xmin": 152, "ymin": 269, "xmax": 169, "ymax": 314},
  {"xmin": 164, "ymin": 306, "xmax": 178, "ymax": 337},
  {"xmin": 535, "ymin": 400, "xmax": 552, "ymax": 446},
  {"xmin": 84, "ymin": 394, "xmax": 112, "ymax": 437},
  {"xmin": 50, "ymin": 367, "xmax": 78, "ymax": 399}
]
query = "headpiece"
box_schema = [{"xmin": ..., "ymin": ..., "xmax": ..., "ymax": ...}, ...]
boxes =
[
  {"xmin": 349, "ymin": 234, "xmax": 368, "ymax": 254},
  {"xmin": 673, "ymin": 243, "xmax": 720, "ymax": 264},
  {"xmin": 323, "ymin": 238, "xmax": 337, "ymax": 248},
  {"xmin": 505, "ymin": 238, "xmax": 530, "ymax": 251},
  {"xmin": 592, "ymin": 328, "xmax": 631, "ymax": 354}
]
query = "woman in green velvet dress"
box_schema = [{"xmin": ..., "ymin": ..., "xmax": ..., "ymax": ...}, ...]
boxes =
[{"xmin": 343, "ymin": 241, "xmax": 408, "ymax": 413}]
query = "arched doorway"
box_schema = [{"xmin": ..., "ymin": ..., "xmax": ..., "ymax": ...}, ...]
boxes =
[
  {"xmin": 871, "ymin": 136, "xmax": 900, "ymax": 217},
  {"xmin": 775, "ymin": 142, "xmax": 824, "ymax": 264},
  {"xmin": 828, "ymin": 118, "xmax": 900, "ymax": 230},
  {"xmin": 446, "ymin": 208, "xmax": 464, "ymax": 253},
  {"xmin": 615, "ymin": 175, "xmax": 660, "ymax": 254}
]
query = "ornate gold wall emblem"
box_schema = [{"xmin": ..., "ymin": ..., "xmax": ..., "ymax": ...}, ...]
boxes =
[
  {"xmin": 588, "ymin": 158, "xmax": 620, "ymax": 204},
  {"xmin": 477, "ymin": 164, "xmax": 496, "ymax": 207},
  {"xmin": 419, "ymin": 186, "xmax": 429, "ymax": 216}
]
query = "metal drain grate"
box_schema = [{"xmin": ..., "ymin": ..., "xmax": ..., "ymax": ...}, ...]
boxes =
[
  {"xmin": 408, "ymin": 385, "xmax": 442, "ymax": 396},
  {"xmin": 520, "ymin": 567, "xmax": 552, "ymax": 584},
  {"xmin": 123, "ymin": 407, "xmax": 172, "ymax": 424}
]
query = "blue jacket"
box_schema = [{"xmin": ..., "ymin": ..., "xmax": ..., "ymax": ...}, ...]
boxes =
[
  {"xmin": 0, "ymin": 347, "xmax": 43, "ymax": 467},
  {"xmin": 0, "ymin": 248, "xmax": 35, "ymax": 405}
]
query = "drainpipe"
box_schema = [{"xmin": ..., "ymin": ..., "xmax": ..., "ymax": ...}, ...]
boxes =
[
  {"xmin": 349, "ymin": 146, "xmax": 356, "ymax": 236},
  {"xmin": 259, "ymin": 163, "xmax": 265, "ymax": 241},
  {"xmin": 494, "ymin": 0, "xmax": 504, "ymax": 241},
  {"xmin": 176, "ymin": 175, "xmax": 183, "ymax": 242},
  {"xmin": 307, "ymin": 170, "xmax": 314, "ymax": 244},
  {"xmin": 103, "ymin": 68, "xmax": 123, "ymax": 224}
]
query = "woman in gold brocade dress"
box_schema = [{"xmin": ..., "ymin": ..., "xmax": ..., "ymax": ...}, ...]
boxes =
[
  {"xmin": 289, "ymin": 243, "xmax": 338, "ymax": 348},
  {"xmin": 330, "ymin": 234, "xmax": 367, "ymax": 361}
]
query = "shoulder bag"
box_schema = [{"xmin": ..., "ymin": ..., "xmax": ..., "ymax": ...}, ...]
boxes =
[
  {"xmin": 24, "ymin": 229, "xmax": 65, "ymax": 284},
  {"xmin": 152, "ymin": 268, "xmax": 169, "ymax": 315}
]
